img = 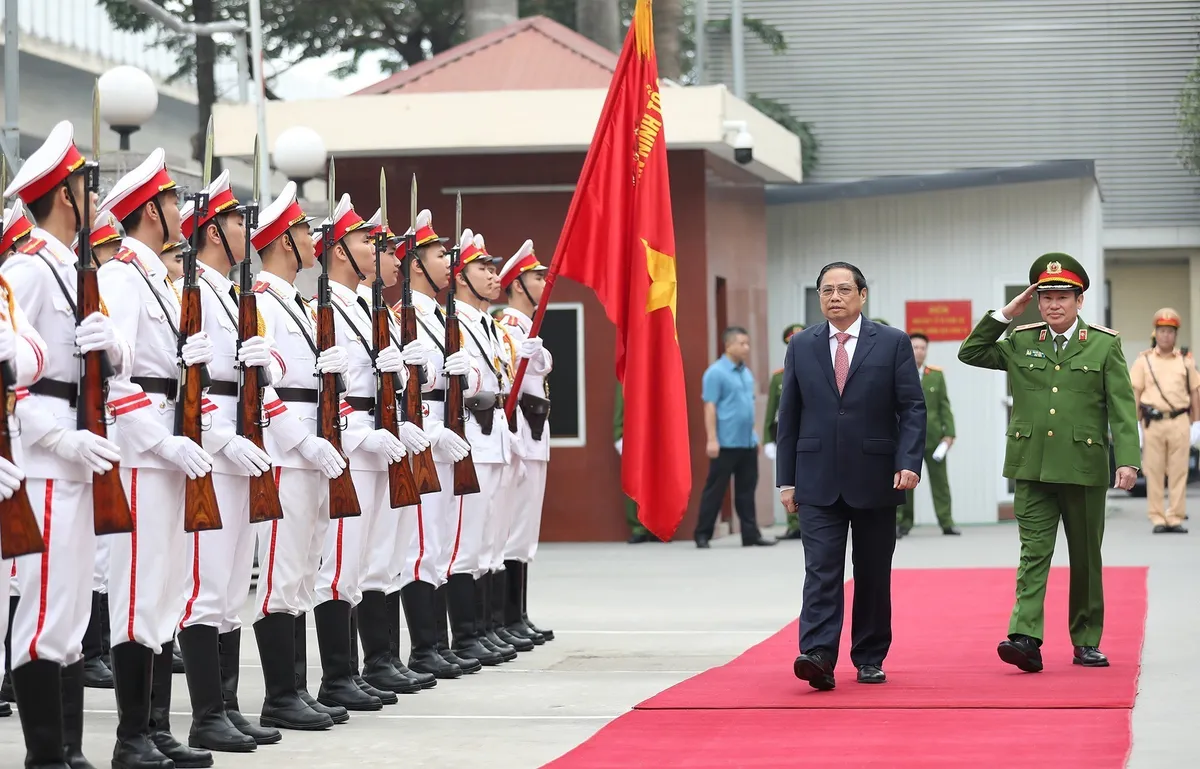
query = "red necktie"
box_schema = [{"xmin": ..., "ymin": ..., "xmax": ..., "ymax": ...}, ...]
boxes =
[{"xmin": 834, "ymin": 332, "xmax": 851, "ymax": 394}]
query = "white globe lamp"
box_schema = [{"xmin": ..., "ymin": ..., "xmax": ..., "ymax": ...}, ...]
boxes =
[
  {"xmin": 97, "ymin": 66, "xmax": 159, "ymax": 150},
  {"xmin": 273, "ymin": 126, "xmax": 327, "ymax": 198}
]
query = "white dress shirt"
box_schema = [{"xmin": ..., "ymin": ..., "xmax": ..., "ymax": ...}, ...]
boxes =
[{"xmin": 828, "ymin": 314, "xmax": 863, "ymax": 364}]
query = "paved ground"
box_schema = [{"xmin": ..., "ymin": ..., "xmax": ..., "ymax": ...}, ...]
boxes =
[{"xmin": 0, "ymin": 489, "xmax": 1196, "ymax": 768}]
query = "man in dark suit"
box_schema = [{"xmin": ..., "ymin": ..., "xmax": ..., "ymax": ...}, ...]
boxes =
[{"xmin": 776, "ymin": 262, "xmax": 926, "ymax": 690}]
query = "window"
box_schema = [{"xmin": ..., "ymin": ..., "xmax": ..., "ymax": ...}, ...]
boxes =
[
  {"xmin": 539, "ymin": 303, "xmax": 585, "ymax": 447},
  {"xmin": 805, "ymin": 287, "xmax": 821, "ymax": 325}
]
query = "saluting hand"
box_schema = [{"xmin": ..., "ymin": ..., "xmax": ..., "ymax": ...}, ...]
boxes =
[
  {"xmin": 1114, "ymin": 466, "xmax": 1137, "ymax": 491},
  {"xmin": 894, "ymin": 469, "xmax": 919, "ymax": 490},
  {"xmin": 1000, "ymin": 284, "xmax": 1038, "ymax": 321}
]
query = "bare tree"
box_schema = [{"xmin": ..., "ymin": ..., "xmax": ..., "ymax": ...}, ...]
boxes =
[
  {"xmin": 576, "ymin": 0, "xmax": 620, "ymax": 52},
  {"xmin": 464, "ymin": 0, "xmax": 519, "ymax": 38}
]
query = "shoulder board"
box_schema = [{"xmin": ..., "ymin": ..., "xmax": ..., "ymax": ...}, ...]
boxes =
[
  {"xmin": 501, "ymin": 313, "xmax": 519, "ymax": 326},
  {"xmin": 926, "ymin": 365, "xmax": 942, "ymax": 372},
  {"xmin": 252, "ymin": 280, "xmax": 270, "ymax": 294},
  {"xmin": 1013, "ymin": 321, "xmax": 1047, "ymax": 332},
  {"xmin": 16, "ymin": 237, "xmax": 45, "ymax": 255},
  {"xmin": 112, "ymin": 248, "xmax": 138, "ymax": 264},
  {"xmin": 1089, "ymin": 324, "xmax": 1119, "ymax": 336},
  {"xmin": 332, "ymin": 292, "xmax": 352, "ymax": 306}
]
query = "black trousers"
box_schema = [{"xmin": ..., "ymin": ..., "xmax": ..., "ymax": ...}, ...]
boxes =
[
  {"xmin": 694, "ymin": 448, "xmax": 762, "ymax": 544},
  {"xmin": 798, "ymin": 498, "xmax": 896, "ymax": 667}
]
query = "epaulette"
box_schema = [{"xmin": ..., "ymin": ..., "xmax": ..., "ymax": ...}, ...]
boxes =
[
  {"xmin": 16, "ymin": 237, "xmax": 45, "ymax": 255},
  {"xmin": 112, "ymin": 247, "xmax": 138, "ymax": 264},
  {"xmin": 332, "ymin": 292, "xmax": 352, "ymax": 306},
  {"xmin": 1013, "ymin": 321, "xmax": 1047, "ymax": 332},
  {"xmin": 1089, "ymin": 324, "xmax": 1119, "ymax": 336},
  {"xmin": 501, "ymin": 313, "xmax": 519, "ymax": 326},
  {"xmin": 926, "ymin": 365, "xmax": 942, "ymax": 372},
  {"xmin": 252, "ymin": 280, "xmax": 269, "ymax": 294}
]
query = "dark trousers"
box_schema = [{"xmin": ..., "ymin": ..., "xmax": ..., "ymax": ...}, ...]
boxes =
[
  {"xmin": 694, "ymin": 448, "xmax": 761, "ymax": 543},
  {"xmin": 799, "ymin": 498, "xmax": 896, "ymax": 667}
]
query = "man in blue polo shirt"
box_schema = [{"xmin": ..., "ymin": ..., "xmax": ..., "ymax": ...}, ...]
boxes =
[{"xmin": 694, "ymin": 326, "xmax": 777, "ymax": 548}]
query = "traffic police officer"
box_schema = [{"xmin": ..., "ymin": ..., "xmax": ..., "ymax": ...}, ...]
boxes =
[
  {"xmin": 763, "ymin": 323, "xmax": 804, "ymax": 539},
  {"xmin": 897, "ymin": 332, "xmax": 960, "ymax": 537},
  {"xmin": 958, "ymin": 252, "xmax": 1139, "ymax": 673},
  {"xmin": 1129, "ymin": 307, "xmax": 1198, "ymax": 533}
]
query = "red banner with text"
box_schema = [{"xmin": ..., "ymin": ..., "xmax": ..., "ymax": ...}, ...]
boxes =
[{"xmin": 906, "ymin": 300, "xmax": 973, "ymax": 341}]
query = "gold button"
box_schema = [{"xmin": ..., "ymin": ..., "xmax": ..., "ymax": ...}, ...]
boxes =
[
  {"xmin": 1055, "ymin": 365, "xmax": 1061, "ymax": 371},
  {"xmin": 1083, "ymin": 366, "xmax": 1088, "ymax": 371},
  {"xmin": 1029, "ymin": 363, "xmax": 1034, "ymax": 369},
  {"xmin": 1048, "ymin": 430, "xmax": 1054, "ymax": 437},
  {"xmin": 1087, "ymin": 438, "xmax": 1093, "ymax": 445},
  {"xmin": 1050, "ymin": 408, "xmax": 1056, "ymax": 415},
  {"xmin": 1015, "ymin": 432, "xmax": 1021, "ymax": 438},
  {"xmin": 1052, "ymin": 387, "xmax": 1058, "ymax": 393}
]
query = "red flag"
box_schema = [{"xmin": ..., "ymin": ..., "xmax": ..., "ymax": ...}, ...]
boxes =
[{"xmin": 544, "ymin": 0, "xmax": 690, "ymax": 540}]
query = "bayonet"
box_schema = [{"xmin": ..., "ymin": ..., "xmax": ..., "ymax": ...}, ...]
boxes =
[
  {"xmin": 251, "ymin": 135, "xmax": 261, "ymax": 202},
  {"xmin": 410, "ymin": 174, "xmax": 417, "ymax": 230},
  {"xmin": 455, "ymin": 191, "xmax": 462, "ymax": 243},
  {"xmin": 202, "ymin": 115, "xmax": 214, "ymax": 188},
  {"xmin": 91, "ymin": 80, "xmax": 101, "ymax": 163}
]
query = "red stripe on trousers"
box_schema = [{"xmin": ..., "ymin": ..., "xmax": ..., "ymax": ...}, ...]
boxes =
[
  {"xmin": 259, "ymin": 467, "xmax": 282, "ymax": 615},
  {"xmin": 447, "ymin": 497, "xmax": 464, "ymax": 572},
  {"xmin": 413, "ymin": 503, "xmax": 425, "ymax": 582},
  {"xmin": 178, "ymin": 531, "xmax": 202, "ymax": 629},
  {"xmin": 330, "ymin": 520, "xmax": 344, "ymax": 602},
  {"xmin": 126, "ymin": 470, "xmax": 139, "ymax": 641},
  {"xmin": 28, "ymin": 480, "xmax": 54, "ymax": 661}
]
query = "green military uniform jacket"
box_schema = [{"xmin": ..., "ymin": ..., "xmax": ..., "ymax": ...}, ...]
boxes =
[
  {"xmin": 613, "ymin": 384, "xmax": 624, "ymax": 442},
  {"xmin": 763, "ymin": 369, "xmax": 785, "ymax": 444},
  {"xmin": 921, "ymin": 366, "xmax": 955, "ymax": 451},
  {"xmin": 958, "ymin": 314, "xmax": 1140, "ymax": 486}
]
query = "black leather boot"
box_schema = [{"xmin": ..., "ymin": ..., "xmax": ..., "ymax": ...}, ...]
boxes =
[
  {"xmin": 171, "ymin": 644, "xmax": 184, "ymax": 674},
  {"xmin": 448, "ymin": 574, "xmax": 504, "ymax": 666},
  {"xmin": 12, "ymin": 659, "xmax": 69, "ymax": 768},
  {"xmin": 218, "ymin": 629, "xmax": 281, "ymax": 744},
  {"xmin": 81, "ymin": 591, "xmax": 113, "ymax": 688},
  {"xmin": 386, "ymin": 590, "xmax": 436, "ymax": 688},
  {"xmin": 62, "ymin": 660, "xmax": 97, "ymax": 769},
  {"xmin": 312, "ymin": 600, "xmax": 382, "ymax": 711},
  {"xmin": 253, "ymin": 614, "xmax": 332, "ymax": 731},
  {"xmin": 359, "ymin": 591, "xmax": 422, "ymax": 694},
  {"xmin": 401, "ymin": 582, "xmax": 463, "ymax": 679},
  {"xmin": 177, "ymin": 625, "xmax": 256, "ymax": 752},
  {"xmin": 521, "ymin": 562, "xmax": 554, "ymax": 641},
  {"xmin": 293, "ymin": 612, "xmax": 348, "ymax": 724},
  {"xmin": 504, "ymin": 560, "xmax": 544, "ymax": 644},
  {"xmin": 433, "ymin": 585, "xmax": 480, "ymax": 674},
  {"xmin": 349, "ymin": 607, "xmax": 398, "ymax": 704},
  {"xmin": 149, "ymin": 641, "xmax": 214, "ymax": 767},
  {"xmin": 492, "ymin": 571, "xmax": 534, "ymax": 652},
  {"xmin": 2, "ymin": 594, "xmax": 17, "ymax": 702},
  {"xmin": 99, "ymin": 594, "xmax": 112, "ymax": 670},
  {"xmin": 110, "ymin": 642, "xmax": 173, "ymax": 769},
  {"xmin": 477, "ymin": 574, "xmax": 517, "ymax": 661}
]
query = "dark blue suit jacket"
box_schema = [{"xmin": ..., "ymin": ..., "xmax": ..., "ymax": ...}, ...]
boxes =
[{"xmin": 775, "ymin": 317, "xmax": 927, "ymax": 509}]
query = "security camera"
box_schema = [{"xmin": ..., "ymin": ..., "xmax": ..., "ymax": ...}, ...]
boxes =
[{"xmin": 722, "ymin": 120, "xmax": 754, "ymax": 165}]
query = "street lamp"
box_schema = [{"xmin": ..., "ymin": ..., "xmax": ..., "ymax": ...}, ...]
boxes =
[
  {"xmin": 97, "ymin": 66, "xmax": 159, "ymax": 151},
  {"xmin": 272, "ymin": 126, "xmax": 326, "ymax": 199}
]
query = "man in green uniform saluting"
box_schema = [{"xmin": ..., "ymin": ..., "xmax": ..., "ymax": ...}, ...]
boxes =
[
  {"xmin": 763, "ymin": 323, "xmax": 805, "ymax": 539},
  {"xmin": 958, "ymin": 252, "xmax": 1140, "ymax": 672},
  {"xmin": 897, "ymin": 332, "xmax": 960, "ymax": 537}
]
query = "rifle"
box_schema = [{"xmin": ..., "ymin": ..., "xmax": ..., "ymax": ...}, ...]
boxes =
[
  {"xmin": 81, "ymin": 82, "xmax": 133, "ymax": 536},
  {"xmin": 318, "ymin": 159, "xmax": 361, "ymax": 519},
  {"xmin": 444, "ymin": 193, "xmax": 480, "ymax": 496},
  {"xmin": 0, "ymin": 147, "xmax": 42, "ymax": 556},
  {"xmin": 399, "ymin": 174, "xmax": 439, "ymax": 494},
  {"xmin": 373, "ymin": 170, "xmax": 420, "ymax": 508},
  {"xmin": 178, "ymin": 117, "xmax": 221, "ymax": 532},
  {"xmin": 238, "ymin": 136, "xmax": 284, "ymax": 524}
]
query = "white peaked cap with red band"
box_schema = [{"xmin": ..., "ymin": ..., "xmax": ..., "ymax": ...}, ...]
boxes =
[
  {"xmin": 365, "ymin": 208, "xmax": 399, "ymax": 240},
  {"xmin": 98, "ymin": 148, "xmax": 178, "ymax": 223},
  {"xmin": 413, "ymin": 208, "xmax": 447, "ymax": 246},
  {"xmin": 74, "ymin": 210, "xmax": 122, "ymax": 255},
  {"xmin": 451, "ymin": 228, "xmax": 481, "ymax": 278},
  {"xmin": 313, "ymin": 193, "xmax": 367, "ymax": 259},
  {"xmin": 251, "ymin": 181, "xmax": 315, "ymax": 252},
  {"xmin": 180, "ymin": 169, "xmax": 240, "ymax": 242},
  {"xmin": 499, "ymin": 239, "xmax": 546, "ymax": 289},
  {"xmin": 1, "ymin": 202, "xmax": 36, "ymax": 254},
  {"xmin": 3, "ymin": 120, "xmax": 86, "ymax": 204}
]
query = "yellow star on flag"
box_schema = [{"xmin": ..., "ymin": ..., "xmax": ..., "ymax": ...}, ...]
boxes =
[{"xmin": 643, "ymin": 238, "xmax": 678, "ymax": 333}]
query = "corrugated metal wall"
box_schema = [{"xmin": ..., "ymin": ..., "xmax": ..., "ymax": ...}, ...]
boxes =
[
  {"xmin": 704, "ymin": 0, "xmax": 1200, "ymax": 228},
  {"xmin": 766, "ymin": 178, "xmax": 1103, "ymax": 522}
]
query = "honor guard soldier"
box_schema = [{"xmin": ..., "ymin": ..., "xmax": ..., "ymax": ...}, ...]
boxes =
[
  {"xmin": 1129, "ymin": 307, "xmax": 1199, "ymax": 533},
  {"xmin": 392, "ymin": 210, "xmax": 478, "ymax": 680},
  {"xmin": 2, "ymin": 119, "xmax": 127, "ymax": 769},
  {"xmin": 79, "ymin": 210, "xmax": 124, "ymax": 265},
  {"xmin": 249, "ymin": 181, "xmax": 350, "ymax": 731},
  {"xmin": 763, "ymin": 323, "xmax": 804, "ymax": 539},
  {"xmin": 98, "ymin": 148, "xmax": 222, "ymax": 769},
  {"xmin": 959, "ymin": 252, "xmax": 1139, "ymax": 673},
  {"xmin": 897, "ymin": 332, "xmax": 960, "ymax": 537},
  {"xmin": 1, "ymin": 200, "xmax": 35, "ymax": 261}
]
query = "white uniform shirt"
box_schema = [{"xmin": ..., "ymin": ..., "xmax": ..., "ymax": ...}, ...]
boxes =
[
  {"xmin": 498, "ymin": 307, "xmax": 553, "ymax": 463},
  {"xmin": 455, "ymin": 301, "xmax": 510, "ymax": 465}
]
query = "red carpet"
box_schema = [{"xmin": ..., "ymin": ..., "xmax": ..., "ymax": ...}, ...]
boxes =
[
  {"xmin": 542, "ymin": 708, "xmax": 1131, "ymax": 769},
  {"xmin": 542, "ymin": 567, "xmax": 1145, "ymax": 769},
  {"xmin": 638, "ymin": 567, "xmax": 1147, "ymax": 710}
]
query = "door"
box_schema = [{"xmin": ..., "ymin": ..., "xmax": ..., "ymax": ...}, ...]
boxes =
[{"xmin": 1000, "ymin": 285, "xmax": 1044, "ymax": 499}]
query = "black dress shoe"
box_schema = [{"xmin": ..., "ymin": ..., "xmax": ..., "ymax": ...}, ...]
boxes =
[
  {"xmin": 1153, "ymin": 524, "xmax": 1168, "ymax": 533},
  {"xmin": 780, "ymin": 529, "xmax": 803, "ymax": 540},
  {"xmin": 856, "ymin": 664, "xmax": 886, "ymax": 684},
  {"xmin": 1167, "ymin": 525, "xmax": 1189, "ymax": 534},
  {"xmin": 997, "ymin": 634, "xmax": 1043, "ymax": 673},
  {"xmin": 1073, "ymin": 646, "xmax": 1109, "ymax": 667},
  {"xmin": 627, "ymin": 533, "xmax": 652, "ymax": 544},
  {"xmin": 744, "ymin": 537, "xmax": 777, "ymax": 547},
  {"xmin": 695, "ymin": 537, "xmax": 710, "ymax": 549},
  {"xmin": 793, "ymin": 650, "xmax": 836, "ymax": 691},
  {"xmin": 942, "ymin": 527, "xmax": 961, "ymax": 536},
  {"xmin": 0, "ymin": 700, "xmax": 9, "ymax": 717}
]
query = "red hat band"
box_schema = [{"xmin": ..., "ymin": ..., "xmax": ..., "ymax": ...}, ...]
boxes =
[
  {"xmin": 1154, "ymin": 312, "xmax": 1181, "ymax": 329},
  {"xmin": 414, "ymin": 224, "xmax": 440, "ymax": 247},
  {"xmin": 315, "ymin": 209, "xmax": 366, "ymax": 260},
  {"xmin": 499, "ymin": 253, "xmax": 543, "ymax": 289},
  {"xmin": 0, "ymin": 216, "xmax": 34, "ymax": 254},
  {"xmin": 1036, "ymin": 267, "xmax": 1083, "ymax": 289},
  {"xmin": 19, "ymin": 145, "xmax": 86, "ymax": 205},
  {"xmin": 182, "ymin": 187, "xmax": 240, "ymax": 241},
  {"xmin": 251, "ymin": 201, "xmax": 307, "ymax": 252},
  {"xmin": 110, "ymin": 167, "xmax": 177, "ymax": 223}
]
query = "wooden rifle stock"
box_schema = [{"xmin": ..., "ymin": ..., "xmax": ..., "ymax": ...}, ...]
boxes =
[
  {"xmin": 316, "ymin": 293, "xmax": 362, "ymax": 519},
  {"xmin": 0, "ymin": 360, "xmax": 42, "ymax": 559},
  {"xmin": 399, "ymin": 311, "xmax": 440, "ymax": 494},
  {"xmin": 238, "ymin": 288, "xmax": 284, "ymax": 524},
  {"xmin": 374, "ymin": 297, "xmax": 420, "ymax": 508},
  {"xmin": 443, "ymin": 312, "xmax": 480, "ymax": 496},
  {"xmin": 178, "ymin": 280, "xmax": 221, "ymax": 533}
]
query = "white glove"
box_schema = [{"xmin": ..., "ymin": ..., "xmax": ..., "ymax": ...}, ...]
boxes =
[
  {"xmin": 615, "ymin": 438, "xmax": 623, "ymax": 455},
  {"xmin": 931, "ymin": 440, "xmax": 950, "ymax": 463},
  {"xmin": 763, "ymin": 442, "xmax": 776, "ymax": 461},
  {"xmin": 40, "ymin": 428, "xmax": 122, "ymax": 474},
  {"xmin": 374, "ymin": 344, "xmax": 405, "ymax": 374},
  {"xmin": 297, "ymin": 434, "xmax": 347, "ymax": 479},
  {"xmin": 0, "ymin": 456, "xmax": 24, "ymax": 500},
  {"xmin": 397, "ymin": 421, "xmax": 431, "ymax": 454},
  {"xmin": 362, "ymin": 428, "xmax": 407, "ymax": 462},
  {"xmin": 434, "ymin": 427, "xmax": 471, "ymax": 462},
  {"xmin": 1137, "ymin": 422, "xmax": 1144, "ymax": 448},
  {"xmin": 0, "ymin": 323, "xmax": 15, "ymax": 363},
  {"xmin": 1190, "ymin": 421, "xmax": 1200, "ymax": 446},
  {"xmin": 443, "ymin": 350, "xmax": 471, "ymax": 377},
  {"xmin": 518, "ymin": 336, "xmax": 544, "ymax": 360},
  {"xmin": 152, "ymin": 435, "xmax": 214, "ymax": 479},
  {"xmin": 221, "ymin": 435, "xmax": 272, "ymax": 477},
  {"xmin": 180, "ymin": 332, "xmax": 214, "ymax": 367},
  {"xmin": 316, "ymin": 346, "xmax": 349, "ymax": 375},
  {"xmin": 75, "ymin": 312, "xmax": 123, "ymax": 365},
  {"xmin": 401, "ymin": 339, "xmax": 431, "ymax": 368},
  {"xmin": 237, "ymin": 335, "xmax": 275, "ymax": 369}
]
